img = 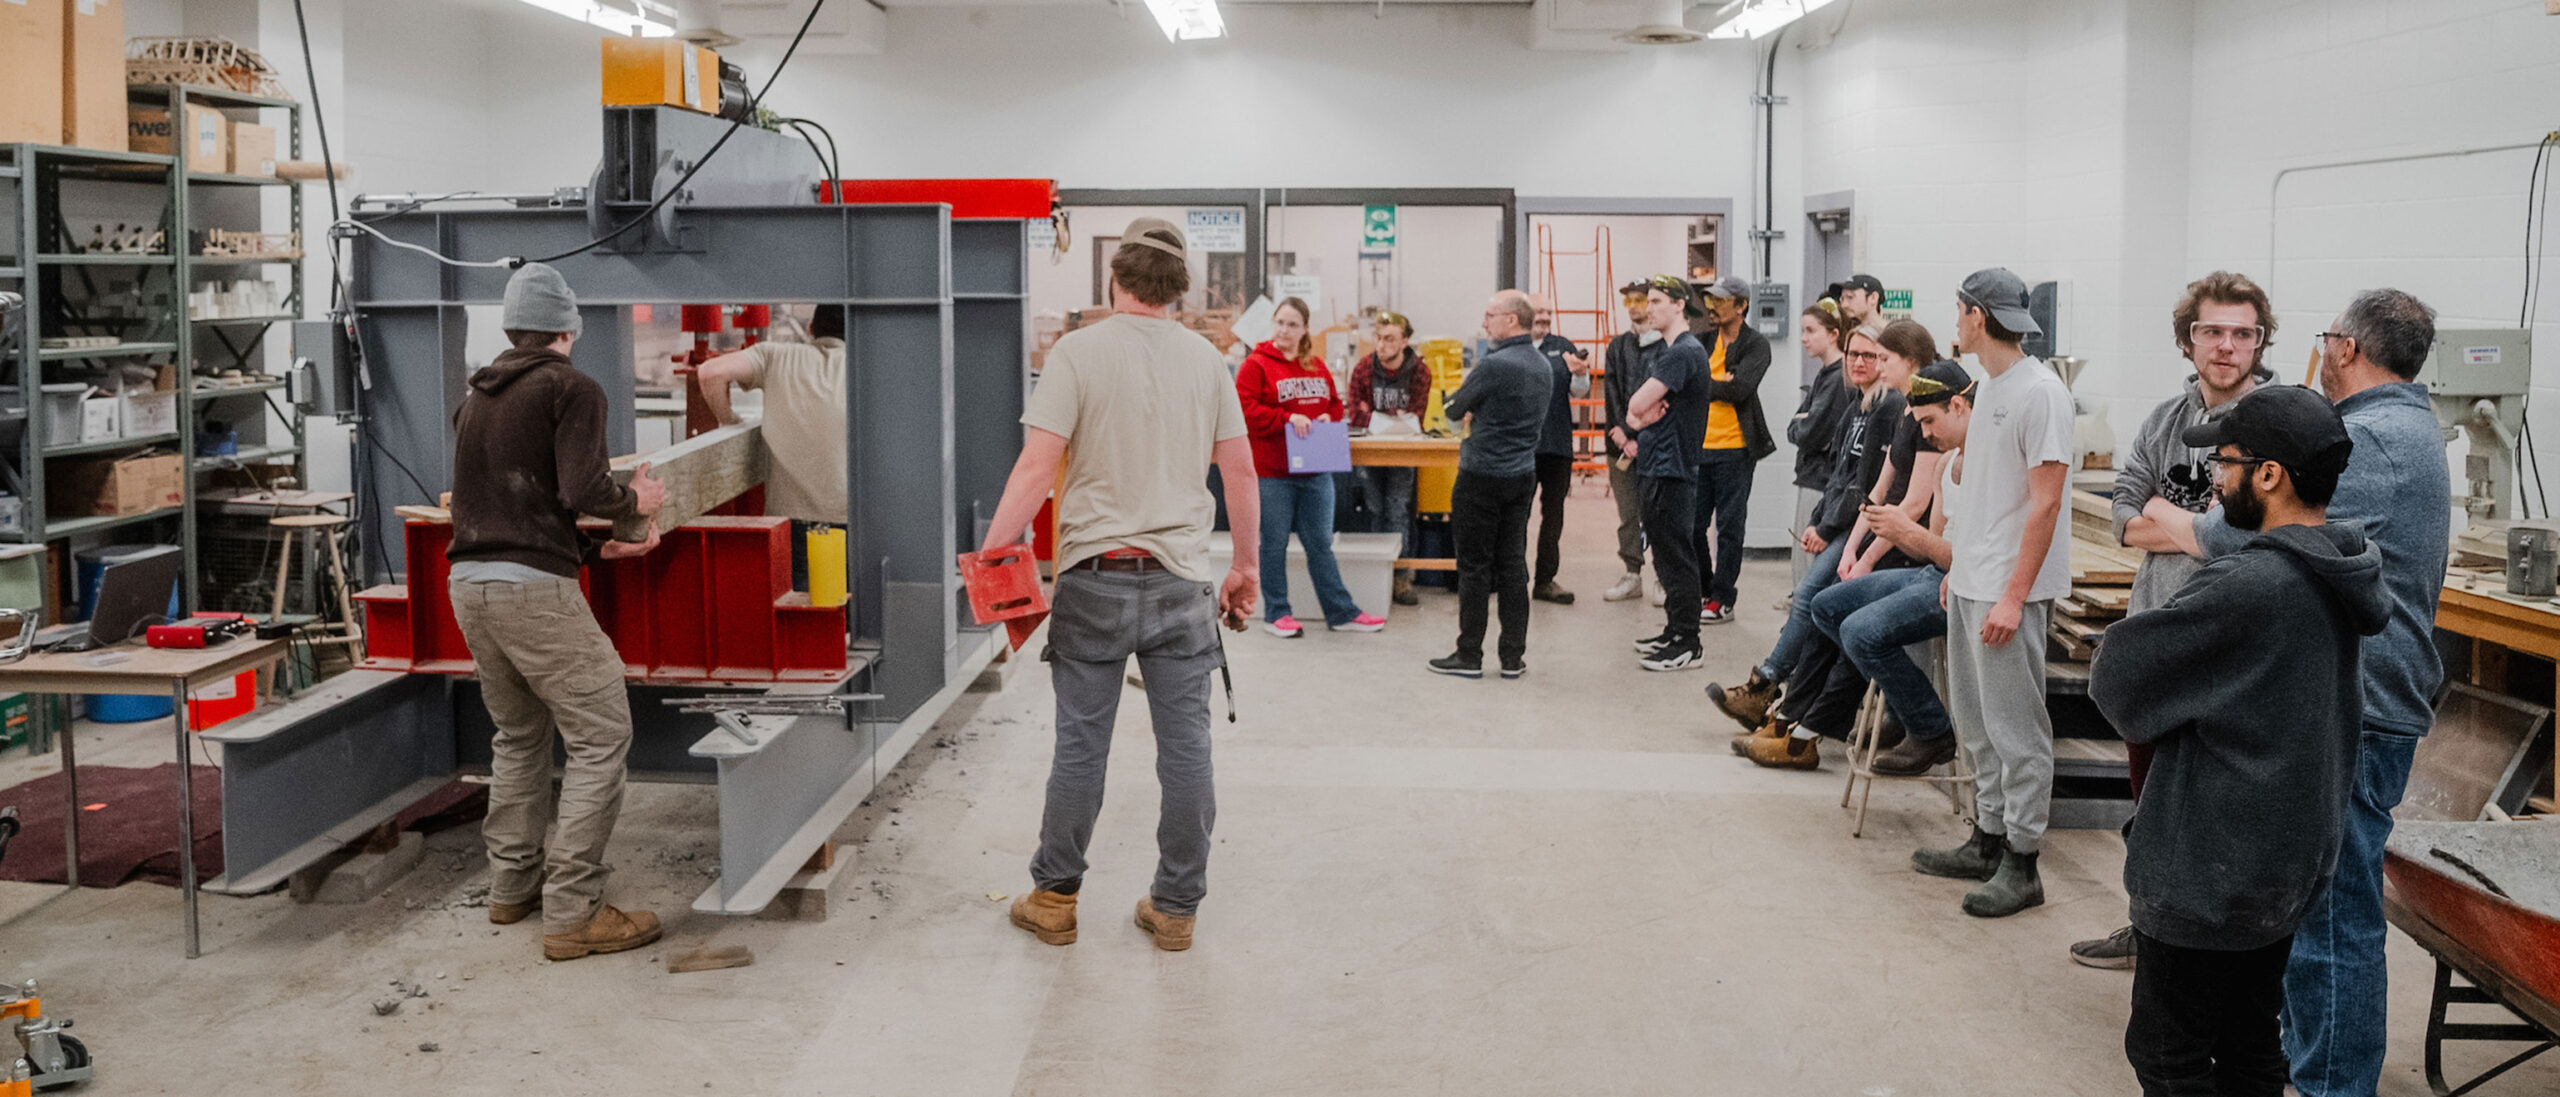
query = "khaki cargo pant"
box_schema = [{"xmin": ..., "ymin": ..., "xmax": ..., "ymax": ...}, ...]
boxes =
[{"xmin": 450, "ymin": 577, "xmax": 633, "ymax": 932}]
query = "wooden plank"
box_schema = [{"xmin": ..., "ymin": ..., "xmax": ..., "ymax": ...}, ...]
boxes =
[
  {"xmin": 2048, "ymin": 629, "xmax": 2093, "ymax": 663},
  {"xmin": 2073, "ymin": 586, "xmax": 2131, "ymax": 613},
  {"xmin": 392, "ymin": 504, "xmax": 450, "ymax": 523},
  {"xmin": 608, "ymin": 422, "xmax": 766, "ymax": 541},
  {"xmin": 2056, "ymin": 616, "xmax": 2108, "ymax": 644},
  {"xmin": 2056, "ymin": 596, "xmax": 2122, "ymax": 622}
]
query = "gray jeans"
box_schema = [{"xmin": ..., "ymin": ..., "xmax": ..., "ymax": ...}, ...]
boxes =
[
  {"xmin": 1032, "ymin": 567, "xmax": 1222, "ymax": 916},
  {"xmin": 1944, "ymin": 595, "xmax": 2055, "ymax": 853},
  {"xmin": 450, "ymin": 577, "xmax": 634, "ymax": 931},
  {"xmin": 1608, "ymin": 462, "xmax": 1645, "ymax": 574}
]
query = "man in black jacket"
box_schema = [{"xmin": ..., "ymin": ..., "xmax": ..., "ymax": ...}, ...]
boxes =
[
  {"xmin": 2088, "ymin": 385, "xmax": 2386, "ymax": 1097},
  {"xmin": 1528, "ymin": 297, "xmax": 1593, "ymax": 605},
  {"xmin": 1689, "ymin": 276, "xmax": 1776, "ymax": 624},
  {"xmin": 1600, "ymin": 283, "xmax": 1658, "ymax": 603}
]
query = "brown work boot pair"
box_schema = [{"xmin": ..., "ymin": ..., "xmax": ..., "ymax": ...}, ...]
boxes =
[
  {"xmin": 1010, "ymin": 889, "xmax": 1195, "ymax": 951},
  {"xmin": 541, "ymin": 905, "xmax": 664, "ymax": 961}
]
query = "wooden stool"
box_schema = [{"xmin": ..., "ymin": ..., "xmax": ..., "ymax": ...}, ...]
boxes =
[
  {"xmin": 1840, "ymin": 640, "xmax": 1976, "ymax": 838},
  {"xmin": 269, "ymin": 513, "xmax": 362, "ymax": 655}
]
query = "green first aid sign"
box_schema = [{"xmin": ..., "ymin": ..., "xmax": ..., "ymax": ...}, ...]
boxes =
[{"xmin": 1361, "ymin": 205, "xmax": 1397, "ymax": 253}]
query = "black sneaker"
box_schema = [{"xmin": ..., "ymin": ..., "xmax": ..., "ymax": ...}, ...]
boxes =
[
  {"xmin": 1632, "ymin": 632, "xmax": 1677, "ymax": 656},
  {"xmin": 1499, "ymin": 659, "xmax": 1526, "ymax": 680},
  {"xmin": 2069, "ymin": 925, "xmax": 2137, "ymax": 970},
  {"xmin": 1699, "ymin": 601, "xmax": 1734, "ymax": 625},
  {"xmin": 1639, "ymin": 641, "xmax": 1704, "ymax": 672},
  {"xmin": 1426, "ymin": 653, "xmax": 1483, "ymax": 679}
]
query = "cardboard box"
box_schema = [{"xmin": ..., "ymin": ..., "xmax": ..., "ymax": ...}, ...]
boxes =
[
  {"xmin": 46, "ymin": 451, "xmax": 183, "ymax": 518},
  {"xmin": 63, "ymin": 0, "xmax": 125, "ymax": 152},
  {"xmin": 130, "ymin": 103, "xmax": 227, "ymax": 171},
  {"xmin": 121, "ymin": 388, "xmax": 176, "ymax": 436},
  {"xmin": 599, "ymin": 38, "xmax": 720, "ymax": 116},
  {"xmin": 79, "ymin": 394, "xmax": 119, "ymax": 442},
  {"xmin": 0, "ymin": 0, "xmax": 66, "ymax": 144},
  {"xmin": 229, "ymin": 120, "xmax": 277, "ymax": 176}
]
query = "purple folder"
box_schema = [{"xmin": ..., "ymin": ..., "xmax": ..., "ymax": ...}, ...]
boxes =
[{"xmin": 1286, "ymin": 420, "xmax": 1353, "ymax": 474}]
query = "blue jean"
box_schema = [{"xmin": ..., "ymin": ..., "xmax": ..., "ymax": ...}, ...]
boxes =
[
  {"xmin": 1813, "ymin": 565, "xmax": 1952, "ymax": 742},
  {"xmin": 1358, "ymin": 466, "xmax": 1418, "ymax": 556},
  {"xmin": 1258, "ymin": 475, "xmax": 1362, "ymax": 626},
  {"xmin": 1760, "ymin": 536, "xmax": 1847, "ymax": 681},
  {"xmin": 2284, "ymin": 728, "xmax": 2419, "ymax": 1097}
]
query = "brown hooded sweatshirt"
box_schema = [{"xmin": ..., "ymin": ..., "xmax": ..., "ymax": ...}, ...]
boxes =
[{"xmin": 448, "ymin": 347, "xmax": 638, "ymax": 577}]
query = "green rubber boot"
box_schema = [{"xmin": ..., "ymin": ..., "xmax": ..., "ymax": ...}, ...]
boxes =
[
  {"xmin": 1962, "ymin": 850, "xmax": 2046, "ymax": 918},
  {"xmin": 1911, "ymin": 825, "xmax": 2006, "ymax": 881}
]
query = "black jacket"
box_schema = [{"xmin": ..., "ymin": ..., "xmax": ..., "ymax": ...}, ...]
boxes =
[
  {"xmin": 2089, "ymin": 522, "xmax": 2389, "ymax": 950},
  {"xmin": 1701, "ymin": 323, "xmax": 1777, "ymax": 462},
  {"xmin": 1788, "ymin": 357, "xmax": 1854, "ymax": 490},
  {"xmin": 1601, "ymin": 331, "xmax": 1658, "ymax": 460},
  {"xmin": 449, "ymin": 348, "xmax": 640, "ymax": 577}
]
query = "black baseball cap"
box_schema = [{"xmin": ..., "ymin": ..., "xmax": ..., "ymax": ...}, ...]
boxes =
[
  {"xmin": 2180, "ymin": 385, "xmax": 2352, "ymax": 479},
  {"xmin": 1907, "ymin": 360, "xmax": 1976, "ymax": 407},
  {"xmin": 1958, "ymin": 267, "xmax": 2042, "ymax": 335},
  {"xmin": 1844, "ymin": 273, "xmax": 1884, "ymax": 297}
]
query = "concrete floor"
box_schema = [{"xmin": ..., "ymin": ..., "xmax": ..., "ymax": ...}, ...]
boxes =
[{"xmin": 2, "ymin": 479, "xmax": 2554, "ymax": 1095}]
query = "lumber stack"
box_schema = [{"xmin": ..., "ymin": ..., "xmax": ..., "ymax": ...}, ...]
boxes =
[{"xmin": 2053, "ymin": 491, "xmax": 2138, "ymax": 668}]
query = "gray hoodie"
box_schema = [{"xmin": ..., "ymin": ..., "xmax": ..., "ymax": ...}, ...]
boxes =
[
  {"xmin": 2091, "ymin": 522, "xmax": 2389, "ymax": 950},
  {"xmin": 2194, "ymin": 382, "xmax": 2450, "ymax": 737},
  {"xmin": 2112, "ymin": 369, "xmax": 2270, "ymax": 612}
]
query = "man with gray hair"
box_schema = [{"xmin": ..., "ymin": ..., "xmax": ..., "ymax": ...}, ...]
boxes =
[
  {"xmin": 2141, "ymin": 288, "xmax": 2448, "ymax": 1097},
  {"xmin": 450, "ymin": 262, "xmax": 670, "ymax": 961},
  {"xmin": 1429, "ymin": 289, "xmax": 1553, "ymax": 679}
]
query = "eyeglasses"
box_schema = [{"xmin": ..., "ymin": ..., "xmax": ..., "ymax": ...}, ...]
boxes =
[
  {"xmin": 1843, "ymin": 350, "xmax": 1887, "ymax": 364},
  {"xmin": 2203, "ymin": 454, "xmax": 2271, "ymax": 479},
  {"xmin": 2190, "ymin": 323, "xmax": 2265, "ymax": 348}
]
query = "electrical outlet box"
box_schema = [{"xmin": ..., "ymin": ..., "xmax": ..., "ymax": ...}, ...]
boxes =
[
  {"xmin": 1750, "ymin": 281, "xmax": 1791, "ymax": 339},
  {"xmin": 2421, "ymin": 329, "xmax": 2531, "ymax": 398}
]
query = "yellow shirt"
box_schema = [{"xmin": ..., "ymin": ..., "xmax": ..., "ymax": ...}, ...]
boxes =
[{"xmin": 1702, "ymin": 337, "xmax": 1744, "ymax": 451}]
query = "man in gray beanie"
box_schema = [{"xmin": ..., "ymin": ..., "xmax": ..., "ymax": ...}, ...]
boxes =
[{"xmin": 450, "ymin": 261, "xmax": 670, "ymax": 961}]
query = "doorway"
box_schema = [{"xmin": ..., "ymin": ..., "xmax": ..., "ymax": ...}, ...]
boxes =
[{"xmin": 1803, "ymin": 191, "xmax": 1854, "ymax": 386}]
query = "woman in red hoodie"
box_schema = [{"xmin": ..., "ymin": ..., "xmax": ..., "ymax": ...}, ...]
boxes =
[{"xmin": 1236, "ymin": 297, "xmax": 1385, "ymax": 638}]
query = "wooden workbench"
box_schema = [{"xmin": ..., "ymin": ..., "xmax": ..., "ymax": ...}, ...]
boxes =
[
  {"xmin": 2436, "ymin": 572, "xmax": 2560, "ymax": 806},
  {"xmin": 1350, "ymin": 437, "xmax": 1462, "ymax": 571}
]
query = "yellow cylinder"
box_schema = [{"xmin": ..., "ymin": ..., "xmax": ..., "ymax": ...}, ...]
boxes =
[{"xmin": 807, "ymin": 527, "xmax": 848, "ymax": 608}]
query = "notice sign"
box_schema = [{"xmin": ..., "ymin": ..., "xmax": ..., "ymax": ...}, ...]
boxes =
[
  {"xmin": 1187, "ymin": 209, "xmax": 1244, "ymax": 253},
  {"xmin": 1271, "ymin": 274, "xmax": 1322, "ymax": 315},
  {"xmin": 1882, "ymin": 288, "xmax": 1914, "ymax": 318},
  {"xmin": 1361, "ymin": 204, "xmax": 1398, "ymax": 256}
]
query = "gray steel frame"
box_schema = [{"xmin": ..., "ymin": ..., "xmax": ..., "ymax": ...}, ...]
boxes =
[{"xmin": 201, "ymin": 198, "xmax": 1023, "ymax": 915}]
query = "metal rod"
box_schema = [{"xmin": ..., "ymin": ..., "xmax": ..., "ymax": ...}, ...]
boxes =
[
  {"xmin": 58, "ymin": 700, "xmax": 77, "ymax": 889},
  {"xmin": 2266, "ymin": 140, "xmax": 2548, "ymax": 300},
  {"xmin": 174, "ymin": 679, "xmax": 198, "ymax": 958}
]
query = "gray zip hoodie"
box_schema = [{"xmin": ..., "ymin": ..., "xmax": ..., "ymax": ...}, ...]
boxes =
[
  {"xmin": 2194, "ymin": 382, "xmax": 2450, "ymax": 738},
  {"xmin": 2112, "ymin": 368, "xmax": 2271, "ymax": 612},
  {"xmin": 2091, "ymin": 522, "xmax": 2389, "ymax": 950}
]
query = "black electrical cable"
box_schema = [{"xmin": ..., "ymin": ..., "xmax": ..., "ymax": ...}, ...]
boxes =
[
  {"xmin": 1758, "ymin": 26, "xmax": 1787, "ymax": 280},
  {"xmin": 290, "ymin": 0, "xmax": 343, "ymax": 308},
  {"xmin": 783, "ymin": 122, "xmax": 833, "ymax": 190},
  {"xmin": 781, "ymin": 117, "xmax": 843, "ymax": 190},
  {"xmin": 518, "ymin": 0, "xmax": 830, "ymax": 268},
  {"xmin": 2520, "ymin": 134, "xmax": 2557, "ymax": 518}
]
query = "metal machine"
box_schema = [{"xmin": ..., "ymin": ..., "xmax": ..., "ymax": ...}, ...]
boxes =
[{"xmin": 2421, "ymin": 328, "xmax": 2535, "ymax": 523}]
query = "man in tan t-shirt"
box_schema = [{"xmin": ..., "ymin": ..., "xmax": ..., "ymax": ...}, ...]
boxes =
[
  {"xmin": 979, "ymin": 216, "xmax": 1260, "ymax": 953},
  {"xmin": 696, "ymin": 305, "xmax": 849, "ymax": 526}
]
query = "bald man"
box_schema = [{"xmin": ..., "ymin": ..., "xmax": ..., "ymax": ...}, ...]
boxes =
[{"xmin": 1428, "ymin": 290, "xmax": 1555, "ymax": 679}]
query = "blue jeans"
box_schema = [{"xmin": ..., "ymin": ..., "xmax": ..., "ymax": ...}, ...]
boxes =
[
  {"xmin": 1760, "ymin": 536, "xmax": 1847, "ymax": 681},
  {"xmin": 2284, "ymin": 728, "xmax": 2419, "ymax": 1097},
  {"xmin": 1358, "ymin": 466, "xmax": 1418, "ymax": 556},
  {"xmin": 1813, "ymin": 565, "xmax": 1952, "ymax": 742},
  {"xmin": 1258, "ymin": 475, "xmax": 1362, "ymax": 627}
]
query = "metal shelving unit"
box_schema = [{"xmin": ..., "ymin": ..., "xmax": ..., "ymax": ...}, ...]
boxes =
[{"xmin": 0, "ymin": 85, "xmax": 308, "ymax": 614}]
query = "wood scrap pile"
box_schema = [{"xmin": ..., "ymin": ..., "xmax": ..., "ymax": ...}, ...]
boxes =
[
  {"xmin": 125, "ymin": 37, "xmax": 293, "ymax": 100},
  {"xmin": 2054, "ymin": 491, "xmax": 2137, "ymax": 666}
]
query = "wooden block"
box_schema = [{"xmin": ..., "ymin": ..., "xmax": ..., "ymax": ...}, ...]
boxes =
[
  {"xmin": 392, "ymin": 504, "xmax": 450, "ymax": 523},
  {"xmin": 2074, "ymin": 586, "xmax": 2131, "ymax": 613},
  {"xmin": 665, "ymin": 944, "xmax": 755, "ymax": 973},
  {"xmin": 2080, "ymin": 451, "xmax": 2113, "ymax": 471},
  {"xmin": 2056, "ymin": 616, "xmax": 2108, "ymax": 644},
  {"xmin": 2055, "ymin": 596, "xmax": 2121, "ymax": 622},
  {"xmin": 2049, "ymin": 627, "xmax": 2094, "ymax": 663},
  {"xmin": 802, "ymin": 841, "xmax": 836, "ymax": 873},
  {"xmin": 608, "ymin": 422, "xmax": 767, "ymax": 541}
]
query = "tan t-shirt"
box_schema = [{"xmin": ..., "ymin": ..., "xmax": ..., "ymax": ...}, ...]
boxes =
[
  {"xmin": 1021, "ymin": 313, "xmax": 1247, "ymax": 581},
  {"xmin": 739, "ymin": 339, "xmax": 848, "ymax": 526}
]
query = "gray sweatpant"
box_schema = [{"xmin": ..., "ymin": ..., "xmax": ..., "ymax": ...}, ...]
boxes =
[
  {"xmin": 451, "ymin": 577, "xmax": 634, "ymax": 932},
  {"xmin": 1789, "ymin": 487, "xmax": 1822, "ymax": 586},
  {"xmin": 1943, "ymin": 595, "xmax": 2056, "ymax": 854},
  {"xmin": 1032, "ymin": 567, "xmax": 1222, "ymax": 916},
  {"xmin": 1608, "ymin": 462, "xmax": 1645, "ymax": 575}
]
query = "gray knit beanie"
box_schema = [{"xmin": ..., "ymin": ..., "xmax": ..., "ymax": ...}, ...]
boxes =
[{"xmin": 501, "ymin": 262, "xmax": 582, "ymax": 335}]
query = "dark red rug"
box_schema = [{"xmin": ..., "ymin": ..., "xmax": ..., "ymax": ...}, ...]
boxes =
[{"xmin": 0, "ymin": 768, "xmax": 486, "ymax": 889}]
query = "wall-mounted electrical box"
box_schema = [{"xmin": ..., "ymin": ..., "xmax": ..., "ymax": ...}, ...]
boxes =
[{"xmin": 1750, "ymin": 281, "xmax": 1792, "ymax": 340}]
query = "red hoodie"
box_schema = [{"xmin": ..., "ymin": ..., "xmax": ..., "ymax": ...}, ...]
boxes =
[{"xmin": 1236, "ymin": 340, "xmax": 1345, "ymax": 478}]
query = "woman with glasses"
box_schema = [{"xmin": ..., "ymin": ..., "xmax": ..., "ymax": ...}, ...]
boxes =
[
  {"xmin": 1348, "ymin": 310, "xmax": 1432, "ymax": 605},
  {"xmin": 1236, "ymin": 296, "xmax": 1387, "ymax": 638}
]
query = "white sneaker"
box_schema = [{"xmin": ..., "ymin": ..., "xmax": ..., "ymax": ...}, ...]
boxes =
[
  {"xmin": 1646, "ymin": 574, "xmax": 1667, "ymax": 607},
  {"xmin": 1603, "ymin": 573, "xmax": 1644, "ymax": 602}
]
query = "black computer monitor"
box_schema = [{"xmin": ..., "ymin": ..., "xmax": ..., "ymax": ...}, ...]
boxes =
[{"xmin": 84, "ymin": 545, "xmax": 183, "ymax": 648}]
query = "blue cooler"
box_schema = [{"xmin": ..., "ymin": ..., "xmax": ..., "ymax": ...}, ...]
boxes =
[{"xmin": 78, "ymin": 546, "xmax": 182, "ymax": 723}]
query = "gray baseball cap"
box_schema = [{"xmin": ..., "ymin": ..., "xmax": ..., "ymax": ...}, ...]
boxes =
[
  {"xmin": 1696, "ymin": 275, "xmax": 1752, "ymax": 302},
  {"xmin": 1957, "ymin": 267, "xmax": 2041, "ymax": 335}
]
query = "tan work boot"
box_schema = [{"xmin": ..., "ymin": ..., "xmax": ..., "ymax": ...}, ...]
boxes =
[
  {"xmin": 1730, "ymin": 716, "xmax": 1792, "ymax": 756},
  {"xmin": 542, "ymin": 904, "xmax": 662, "ymax": 961},
  {"xmin": 487, "ymin": 894, "xmax": 539, "ymax": 925},
  {"xmin": 1707, "ymin": 669, "xmax": 1781, "ymax": 732},
  {"xmin": 1010, "ymin": 889, "xmax": 1078, "ymax": 945},
  {"xmin": 1133, "ymin": 897, "xmax": 1195, "ymax": 952},
  {"xmin": 1745, "ymin": 732, "xmax": 1822, "ymax": 771}
]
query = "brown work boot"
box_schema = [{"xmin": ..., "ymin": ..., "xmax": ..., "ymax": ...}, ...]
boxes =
[
  {"xmin": 1731, "ymin": 716, "xmax": 1792, "ymax": 756},
  {"xmin": 1133, "ymin": 897, "xmax": 1195, "ymax": 952},
  {"xmin": 1010, "ymin": 889, "xmax": 1078, "ymax": 946},
  {"xmin": 487, "ymin": 894, "xmax": 539, "ymax": 925},
  {"xmin": 1707, "ymin": 669, "xmax": 1780, "ymax": 732},
  {"xmin": 1745, "ymin": 732, "xmax": 1822, "ymax": 771},
  {"xmin": 542, "ymin": 904, "xmax": 662, "ymax": 961},
  {"xmin": 1392, "ymin": 570, "xmax": 1419, "ymax": 606}
]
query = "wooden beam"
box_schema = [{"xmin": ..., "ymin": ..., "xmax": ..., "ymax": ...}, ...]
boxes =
[{"xmin": 609, "ymin": 422, "xmax": 767, "ymax": 541}]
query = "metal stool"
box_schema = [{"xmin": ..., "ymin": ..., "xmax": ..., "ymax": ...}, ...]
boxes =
[
  {"xmin": 268, "ymin": 513, "xmax": 362, "ymax": 655},
  {"xmin": 1840, "ymin": 639, "xmax": 1975, "ymax": 837}
]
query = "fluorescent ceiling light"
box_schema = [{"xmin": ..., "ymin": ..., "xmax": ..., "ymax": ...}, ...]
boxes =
[
  {"xmin": 1142, "ymin": 0, "xmax": 1226, "ymax": 42},
  {"xmin": 1704, "ymin": 0, "xmax": 1836, "ymax": 40},
  {"xmin": 515, "ymin": 0, "xmax": 678, "ymax": 38}
]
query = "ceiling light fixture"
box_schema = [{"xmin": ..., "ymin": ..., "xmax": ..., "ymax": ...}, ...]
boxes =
[
  {"xmin": 1141, "ymin": 0, "xmax": 1226, "ymax": 42},
  {"xmin": 515, "ymin": 0, "xmax": 678, "ymax": 38},
  {"xmin": 1703, "ymin": 0, "xmax": 1836, "ymax": 40}
]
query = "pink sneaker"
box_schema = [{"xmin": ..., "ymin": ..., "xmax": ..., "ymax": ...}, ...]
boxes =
[
  {"xmin": 1329, "ymin": 613, "xmax": 1387, "ymax": 633},
  {"xmin": 1265, "ymin": 615, "xmax": 1305, "ymax": 638}
]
